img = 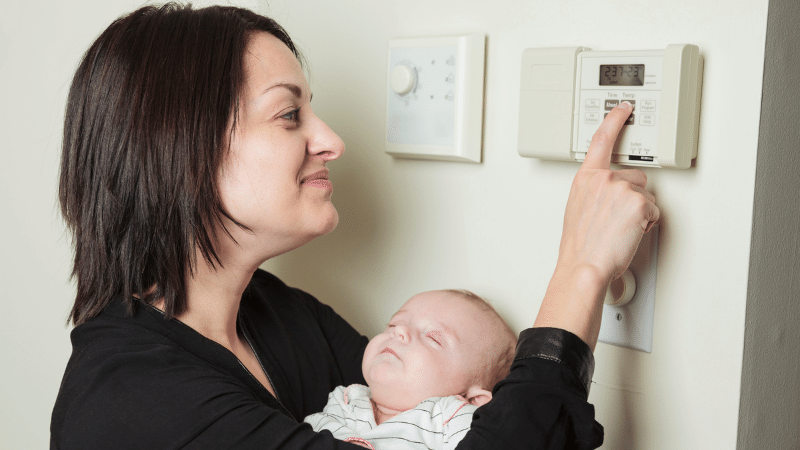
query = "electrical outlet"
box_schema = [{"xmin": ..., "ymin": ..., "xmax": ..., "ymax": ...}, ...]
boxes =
[{"xmin": 598, "ymin": 225, "xmax": 659, "ymax": 352}]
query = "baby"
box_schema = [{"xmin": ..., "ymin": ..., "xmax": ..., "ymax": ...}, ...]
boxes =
[{"xmin": 304, "ymin": 289, "xmax": 517, "ymax": 450}]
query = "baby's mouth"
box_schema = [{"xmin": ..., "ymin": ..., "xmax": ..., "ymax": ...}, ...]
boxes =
[{"xmin": 380, "ymin": 348, "xmax": 399, "ymax": 359}]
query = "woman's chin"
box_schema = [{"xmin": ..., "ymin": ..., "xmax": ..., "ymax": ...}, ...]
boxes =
[
  {"xmin": 315, "ymin": 208, "xmax": 340, "ymax": 236},
  {"xmin": 290, "ymin": 210, "xmax": 339, "ymax": 249}
]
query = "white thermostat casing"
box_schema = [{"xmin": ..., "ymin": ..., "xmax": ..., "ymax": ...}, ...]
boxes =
[
  {"xmin": 518, "ymin": 44, "xmax": 703, "ymax": 169},
  {"xmin": 385, "ymin": 34, "xmax": 485, "ymax": 163}
]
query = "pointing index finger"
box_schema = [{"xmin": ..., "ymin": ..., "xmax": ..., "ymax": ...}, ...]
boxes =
[{"xmin": 581, "ymin": 101, "xmax": 633, "ymax": 170}]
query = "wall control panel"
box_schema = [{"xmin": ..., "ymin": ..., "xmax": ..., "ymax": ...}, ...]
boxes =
[
  {"xmin": 518, "ymin": 44, "xmax": 703, "ymax": 169},
  {"xmin": 385, "ymin": 34, "xmax": 485, "ymax": 163},
  {"xmin": 598, "ymin": 225, "xmax": 659, "ymax": 353}
]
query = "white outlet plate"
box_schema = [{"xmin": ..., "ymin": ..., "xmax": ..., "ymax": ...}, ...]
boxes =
[{"xmin": 598, "ymin": 225, "xmax": 659, "ymax": 352}]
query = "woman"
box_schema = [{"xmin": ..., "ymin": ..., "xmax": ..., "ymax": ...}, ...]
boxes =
[{"xmin": 52, "ymin": 3, "xmax": 658, "ymax": 449}]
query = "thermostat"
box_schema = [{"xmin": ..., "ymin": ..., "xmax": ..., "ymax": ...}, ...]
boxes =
[
  {"xmin": 385, "ymin": 34, "xmax": 485, "ymax": 163},
  {"xmin": 518, "ymin": 44, "xmax": 703, "ymax": 169}
]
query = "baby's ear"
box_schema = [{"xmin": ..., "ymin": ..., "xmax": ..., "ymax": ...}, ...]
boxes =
[{"xmin": 464, "ymin": 386, "xmax": 492, "ymax": 407}]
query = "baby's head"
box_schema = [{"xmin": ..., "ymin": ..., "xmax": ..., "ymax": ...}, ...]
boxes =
[{"xmin": 362, "ymin": 289, "xmax": 516, "ymax": 412}]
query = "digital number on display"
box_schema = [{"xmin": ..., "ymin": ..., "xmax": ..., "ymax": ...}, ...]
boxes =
[{"xmin": 599, "ymin": 64, "xmax": 645, "ymax": 86}]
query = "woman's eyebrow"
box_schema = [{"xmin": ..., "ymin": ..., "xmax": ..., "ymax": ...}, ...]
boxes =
[{"xmin": 261, "ymin": 83, "xmax": 306, "ymax": 100}]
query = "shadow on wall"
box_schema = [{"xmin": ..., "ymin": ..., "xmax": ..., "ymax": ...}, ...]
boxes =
[{"xmin": 590, "ymin": 361, "xmax": 652, "ymax": 450}]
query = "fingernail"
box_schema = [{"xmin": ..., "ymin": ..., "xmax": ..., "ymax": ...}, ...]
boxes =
[{"xmin": 619, "ymin": 101, "xmax": 632, "ymax": 110}]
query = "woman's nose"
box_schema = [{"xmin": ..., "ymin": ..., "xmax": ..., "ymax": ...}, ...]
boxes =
[{"xmin": 307, "ymin": 112, "xmax": 345, "ymax": 162}]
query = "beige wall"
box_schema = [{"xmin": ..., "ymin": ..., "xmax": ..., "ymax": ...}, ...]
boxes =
[{"xmin": 1, "ymin": 0, "xmax": 776, "ymax": 448}]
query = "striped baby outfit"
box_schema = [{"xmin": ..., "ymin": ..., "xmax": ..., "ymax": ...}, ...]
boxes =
[{"xmin": 304, "ymin": 384, "xmax": 476, "ymax": 450}]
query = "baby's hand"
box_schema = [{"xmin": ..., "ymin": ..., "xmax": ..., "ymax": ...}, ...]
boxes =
[{"xmin": 344, "ymin": 437, "xmax": 374, "ymax": 449}]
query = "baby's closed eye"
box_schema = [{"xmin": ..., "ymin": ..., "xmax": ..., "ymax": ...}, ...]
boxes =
[{"xmin": 426, "ymin": 332, "xmax": 443, "ymax": 346}]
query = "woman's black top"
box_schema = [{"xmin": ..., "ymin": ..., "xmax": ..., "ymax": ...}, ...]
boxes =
[{"xmin": 51, "ymin": 269, "xmax": 602, "ymax": 449}]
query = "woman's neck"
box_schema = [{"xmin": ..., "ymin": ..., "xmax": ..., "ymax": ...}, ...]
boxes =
[
  {"xmin": 171, "ymin": 241, "xmax": 261, "ymax": 352},
  {"xmin": 158, "ymin": 220, "xmax": 290, "ymax": 353}
]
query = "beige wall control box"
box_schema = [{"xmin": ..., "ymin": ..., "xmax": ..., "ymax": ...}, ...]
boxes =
[
  {"xmin": 518, "ymin": 44, "xmax": 703, "ymax": 169},
  {"xmin": 386, "ymin": 34, "xmax": 486, "ymax": 163}
]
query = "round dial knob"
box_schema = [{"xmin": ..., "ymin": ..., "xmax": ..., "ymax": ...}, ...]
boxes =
[
  {"xmin": 604, "ymin": 269, "xmax": 636, "ymax": 306},
  {"xmin": 390, "ymin": 64, "xmax": 415, "ymax": 95}
]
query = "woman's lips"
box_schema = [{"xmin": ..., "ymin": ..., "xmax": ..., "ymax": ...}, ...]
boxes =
[{"xmin": 301, "ymin": 170, "xmax": 332, "ymax": 190}]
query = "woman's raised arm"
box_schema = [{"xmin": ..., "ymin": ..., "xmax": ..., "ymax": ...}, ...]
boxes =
[{"xmin": 534, "ymin": 101, "xmax": 660, "ymax": 351}]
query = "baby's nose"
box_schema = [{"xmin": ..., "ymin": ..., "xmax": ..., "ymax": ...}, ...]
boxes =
[{"xmin": 391, "ymin": 324, "xmax": 409, "ymax": 341}]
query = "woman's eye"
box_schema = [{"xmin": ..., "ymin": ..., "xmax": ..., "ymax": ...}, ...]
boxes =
[{"xmin": 280, "ymin": 108, "xmax": 300, "ymax": 122}]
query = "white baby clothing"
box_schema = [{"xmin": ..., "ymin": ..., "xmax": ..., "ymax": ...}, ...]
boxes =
[{"xmin": 304, "ymin": 384, "xmax": 477, "ymax": 450}]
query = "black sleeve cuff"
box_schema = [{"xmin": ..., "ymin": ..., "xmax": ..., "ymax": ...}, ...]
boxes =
[{"xmin": 515, "ymin": 327, "xmax": 595, "ymax": 395}]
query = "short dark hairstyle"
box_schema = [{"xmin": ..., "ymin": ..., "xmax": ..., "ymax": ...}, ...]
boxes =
[{"xmin": 59, "ymin": 3, "xmax": 299, "ymax": 325}]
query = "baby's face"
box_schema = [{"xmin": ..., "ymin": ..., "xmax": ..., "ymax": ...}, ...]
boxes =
[{"xmin": 362, "ymin": 291, "xmax": 499, "ymax": 411}]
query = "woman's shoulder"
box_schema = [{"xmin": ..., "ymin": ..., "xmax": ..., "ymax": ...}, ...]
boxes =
[
  {"xmin": 65, "ymin": 296, "xmax": 225, "ymax": 382},
  {"xmin": 69, "ymin": 296, "xmax": 175, "ymax": 353},
  {"xmin": 53, "ymin": 296, "xmax": 280, "ymax": 449}
]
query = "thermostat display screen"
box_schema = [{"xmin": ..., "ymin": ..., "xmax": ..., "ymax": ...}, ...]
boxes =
[{"xmin": 599, "ymin": 64, "xmax": 645, "ymax": 86}]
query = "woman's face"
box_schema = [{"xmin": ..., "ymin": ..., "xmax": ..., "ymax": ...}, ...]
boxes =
[{"xmin": 219, "ymin": 32, "xmax": 345, "ymax": 259}]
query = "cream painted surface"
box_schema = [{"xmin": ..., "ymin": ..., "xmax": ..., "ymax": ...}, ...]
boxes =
[
  {"xmin": 261, "ymin": 1, "xmax": 768, "ymax": 449},
  {"xmin": 0, "ymin": 0, "xmax": 767, "ymax": 448}
]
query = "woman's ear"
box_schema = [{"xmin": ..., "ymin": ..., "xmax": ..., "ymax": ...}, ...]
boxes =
[{"xmin": 464, "ymin": 386, "xmax": 493, "ymax": 407}]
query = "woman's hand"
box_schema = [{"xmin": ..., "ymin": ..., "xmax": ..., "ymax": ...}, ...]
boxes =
[
  {"xmin": 534, "ymin": 102, "xmax": 660, "ymax": 350},
  {"xmin": 560, "ymin": 101, "xmax": 659, "ymax": 282}
]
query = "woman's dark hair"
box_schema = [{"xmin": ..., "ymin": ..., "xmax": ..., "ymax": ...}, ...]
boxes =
[{"xmin": 59, "ymin": 3, "xmax": 299, "ymax": 325}]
